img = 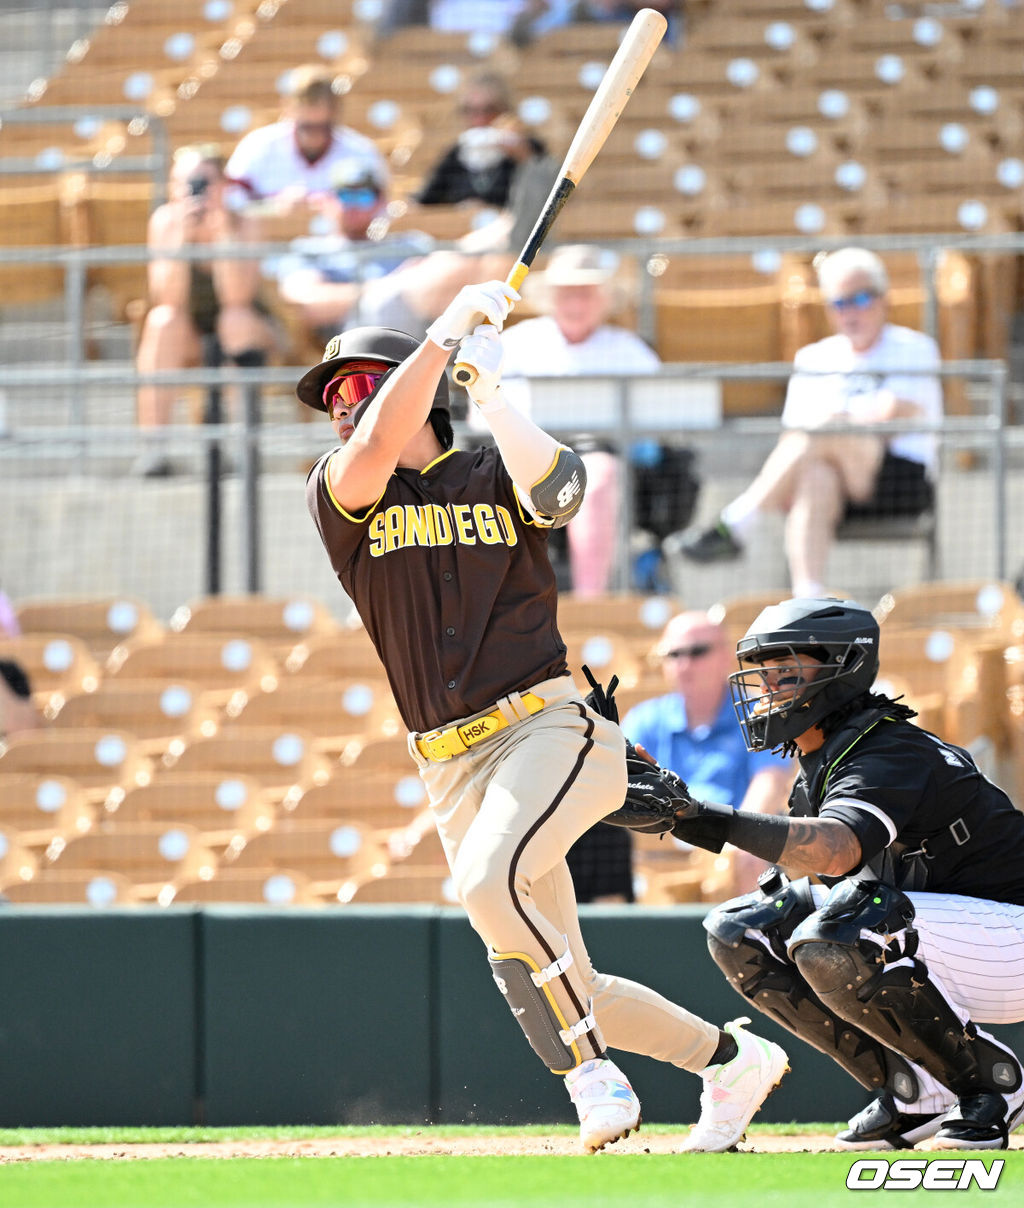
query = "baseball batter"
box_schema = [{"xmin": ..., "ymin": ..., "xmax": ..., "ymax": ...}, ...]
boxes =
[
  {"xmin": 639, "ymin": 597, "xmax": 1024, "ymax": 1150},
  {"xmin": 297, "ymin": 281, "xmax": 788, "ymax": 1152}
]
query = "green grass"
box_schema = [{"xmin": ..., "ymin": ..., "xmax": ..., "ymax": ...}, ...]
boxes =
[
  {"xmin": 0, "ymin": 1128, "xmax": 1020, "ymax": 1208},
  {"xmin": 0, "ymin": 1152, "xmax": 1020, "ymax": 1208}
]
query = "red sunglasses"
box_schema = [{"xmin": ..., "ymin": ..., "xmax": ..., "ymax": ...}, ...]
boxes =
[{"xmin": 323, "ymin": 366, "xmax": 387, "ymax": 415}]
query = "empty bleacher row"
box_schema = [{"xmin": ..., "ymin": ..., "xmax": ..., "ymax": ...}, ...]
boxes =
[
  {"xmin": 3, "ymin": 581, "xmax": 1024, "ymax": 908},
  {"xmin": 1, "ymin": 0, "xmax": 1022, "ymax": 400}
]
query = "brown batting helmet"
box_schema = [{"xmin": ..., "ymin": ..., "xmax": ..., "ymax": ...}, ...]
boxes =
[{"xmin": 295, "ymin": 326, "xmax": 450, "ymax": 414}]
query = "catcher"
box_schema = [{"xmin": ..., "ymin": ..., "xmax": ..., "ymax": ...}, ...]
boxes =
[
  {"xmin": 298, "ymin": 280, "xmax": 787, "ymax": 1153},
  {"xmin": 599, "ymin": 596, "xmax": 1024, "ymax": 1150}
]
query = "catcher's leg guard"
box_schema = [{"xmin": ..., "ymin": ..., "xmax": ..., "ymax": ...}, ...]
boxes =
[
  {"xmin": 705, "ymin": 873, "xmax": 919, "ymax": 1099},
  {"xmin": 789, "ymin": 880, "xmax": 1023, "ymax": 1099},
  {"xmin": 489, "ymin": 945, "xmax": 597, "ymax": 1074}
]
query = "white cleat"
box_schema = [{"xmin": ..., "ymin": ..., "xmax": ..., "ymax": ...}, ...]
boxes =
[
  {"xmin": 565, "ymin": 1057, "xmax": 642, "ymax": 1153},
  {"xmin": 681, "ymin": 1017, "xmax": 790, "ymax": 1153}
]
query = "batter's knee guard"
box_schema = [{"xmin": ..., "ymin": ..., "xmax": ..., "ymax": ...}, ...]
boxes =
[
  {"xmin": 705, "ymin": 871, "xmax": 919, "ymax": 1099},
  {"xmin": 789, "ymin": 879, "xmax": 1023, "ymax": 1100},
  {"xmin": 488, "ymin": 945, "xmax": 599, "ymax": 1075}
]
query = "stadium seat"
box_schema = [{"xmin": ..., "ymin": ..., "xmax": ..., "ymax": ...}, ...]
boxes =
[
  {"xmin": 105, "ymin": 632, "xmax": 281, "ymax": 707},
  {"xmin": 42, "ymin": 820, "xmax": 218, "ymax": 902},
  {"xmin": 707, "ymin": 589, "xmax": 805, "ymax": 650},
  {"xmin": 0, "ymin": 827, "xmax": 40, "ymax": 887},
  {"xmin": 685, "ymin": 14, "xmax": 819, "ymax": 70},
  {"xmin": 103, "ymin": 772, "xmax": 276, "ymax": 850},
  {"xmin": 338, "ymin": 735, "xmax": 414, "ymax": 779},
  {"xmin": 339, "ymin": 866, "xmax": 459, "ymax": 906},
  {"xmin": 48, "ymin": 679, "xmax": 220, "ymax": 755},
  {"xmin": 0, "ymin": 728, "xmax": 153, "ymax": 802},
  {"xmin": 283, "ymin": 627, "xmax": 385, "ymax": 681},
  {"xmin": 15, "ymin": 595, "xmax": 164, "ymax": 662},
  {"xmin": 836, "ymin": 510, "xmax": 939, "ymax": 582},
  {"xmin": 632, "ymin": 832, "xmax": 733, "ymax": 905},
  {"xmin": 0, "ymin": 868, "xmax": 138, "ymax": 906},
  {"xmin": 560, "ymin": 630, "xmax": 646, "ymax": 692},
  {"xmin": 0, "ymin": 773, "xmax": 95, "ymax": 848},
  {"xmin": 223, "ymin": 677, "xmax": 402, "ymax": 758},
  {"xmin": 0, "ymin": 633, "xmax": 102, "ymax": 711},
  {"xmin": 170, "ymin": 865, "xmax": 320, "ymax": 905},
  {"xmin": 168, "ymin": 593, "xmax": 341, "ymax": 658},
  {"xmin": 653, "ymin": 257, "xmax": 786, "ymax": 415},
  {"xmin": 221, "ymin": 817, "xmax": 390, "ymax": 897},
  {"xmin": 874, "ymin": 580, "xmax": 1024, "ymax": 643},
  {"xmin": 283, "ymin": 773, "xmax": 429, "ymax": 833},
  {"xmin": 59, "ymin": 174, "xmax": 154, "ymax": 320},
  {"xmin": 159, "ymin": 726, "xmax": 333, "ymax": 801},
  {"xmin": 0, "ymin": 185, "xmax": 69, "ymax": 304},
  {"xmin": 557, "ymin": 593, "xmax": 680, "ymax": 642}
]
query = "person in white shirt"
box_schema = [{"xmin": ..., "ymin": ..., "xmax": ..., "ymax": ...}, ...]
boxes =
[
  {"xmin": 225, "ymin": 65, "xmax": 388, "ymax": 209},
  {"xmin": 676, "ymin": 247, "xmax": 942, "ymax": 598},
  {"xmin": 497, "ymin": 244, "xmax": 660, "ymax": 595}
]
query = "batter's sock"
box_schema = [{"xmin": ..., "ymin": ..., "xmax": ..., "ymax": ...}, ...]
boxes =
[{"xmin": 708, "ymin": 1030, "xmax": 739, "ymax": 1067}]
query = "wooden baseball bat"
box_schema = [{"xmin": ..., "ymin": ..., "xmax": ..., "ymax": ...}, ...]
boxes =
[{"xmin": 453, "ymin": 7, "xmax": 668, "ymax": 387}]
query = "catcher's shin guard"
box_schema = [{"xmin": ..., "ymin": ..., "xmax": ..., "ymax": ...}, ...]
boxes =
[
  {"xmin": 705, "ymin": 874, "xmax": 919, "ymax": 1100},
  {"xmin": 488, "ymin": 946, "xmax": 598, "ymax": 1074},
  {"xmin": 788, "ymin": 880, "xmax": 1023, "ymax": 1099}
]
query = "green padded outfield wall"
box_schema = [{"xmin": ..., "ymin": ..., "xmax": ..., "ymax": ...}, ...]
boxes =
[
  {"xmin": 0, "ymin": 909, "xmax": 197, "ymax": 1127},
  {"xmin": 199, "ymin": 906, "xmax": 436, "ymax": 1125},
  {"xmin": 1, "ymin": 904, "xmax": 1022, "ymax": 1126}
]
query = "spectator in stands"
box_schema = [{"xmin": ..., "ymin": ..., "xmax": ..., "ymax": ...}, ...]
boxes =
[
  {"xmin": 0, "ymin": 659, "xmax": 42, "ymax": 741},
  {"xmin": 581, "ymin": 2, "xmax": 685, "ymax": 44},
  {"xmin": 496, "ymin": 244, "xmax": 696, "ymax": 595},
  {"xmin": 225, "ymin": 64, "xmax": 388, "ymax": 209},
  {"xmin": 273, "ymin": 158, "xmax": 513, "ymax": 349},
  {"xmin": 134, "ymin": 144, "xmax": 277, "ymax": 477},
  {"xmin": 414, "ymin": 71, "xmax": 550, "ymax": 211},
  {"xmin": 273, "ymin": 158, "xmax": 435, "ymax": 346},
  {"xmin": 674, "ymin": 248, "xmax": 942, "ymax": 599},
  {"xmin": 622, "ymin": 610, "xmax": 793, "ymax": 894},
  {"xmin": 375, "ymin": 1, "xmax": 575, "ymax": 42}
]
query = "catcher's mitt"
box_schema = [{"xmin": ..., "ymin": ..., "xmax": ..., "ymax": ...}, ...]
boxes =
[{"xmin": 581, "ymin": 665, "xmax": 701, "ymax": 837}]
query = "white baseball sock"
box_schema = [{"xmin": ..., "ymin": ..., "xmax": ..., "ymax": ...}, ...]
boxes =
[{"xmin": 720, "ymin": 498, "xmax": 762, "ymax": 543}]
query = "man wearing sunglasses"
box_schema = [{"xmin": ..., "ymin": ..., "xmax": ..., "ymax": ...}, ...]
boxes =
[
  {"xmin": 622, "ymin": 610, "xmax": 792, "ymax": 894},
  {"xmin": 674, "ymin": 247, "xmax": 942, "ymax": 599},
  {"xmin": 300, "ymin": 287, "xmax": 788, "ymax": 1154},
  {"xmin": 225, "ymin": 64, "xmax": 388, "ymax": 209}
]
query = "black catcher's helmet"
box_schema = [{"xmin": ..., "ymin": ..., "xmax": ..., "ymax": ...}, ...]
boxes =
[
  {"xmin": 728, "ymin": 597, "xmax": 880, "ymax": 751},
  {"xmin": 296, "ymin": 326, "xmax": 451, "ymax": 444}
]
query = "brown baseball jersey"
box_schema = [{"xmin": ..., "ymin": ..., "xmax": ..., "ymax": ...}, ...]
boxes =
[{"xmin": 306, "ymin": 443, "xmax": 570, "ymax": 733}]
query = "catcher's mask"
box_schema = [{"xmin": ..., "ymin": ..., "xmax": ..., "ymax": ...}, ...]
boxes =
[
  {"xmin": 296, "ymin": 326, "xmax": 452, "ymax": 448},
  {"xmin": 729, "ymin": 597, "xmax": 880, "ymax": 751}
]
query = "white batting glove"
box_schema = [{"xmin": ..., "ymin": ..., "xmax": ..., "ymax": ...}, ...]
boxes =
[
  {"xmin": 458, "ymin": 325, "xmax": 505, "ymax": 412},
  {"xmin": 425, "ymin": 281, "xmax": 519, "ymax": 351}
]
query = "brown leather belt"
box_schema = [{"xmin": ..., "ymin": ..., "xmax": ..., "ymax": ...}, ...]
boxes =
[{"xmin": 415, "ymin": 692, "xmax": 546, "ymax": 762}]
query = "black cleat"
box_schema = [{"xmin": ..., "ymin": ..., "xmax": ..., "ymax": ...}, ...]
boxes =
[
  {"xmin": 669, "ymin": 521, "xmax": 743, "ymax": 564},
  {"xmin": 932, "ymin": 1089, "xmax": 1024, "ymax": 1151},
  {"xmin": 835, "ymin": 1093, "xmax": 946, "ymax": 1150}
]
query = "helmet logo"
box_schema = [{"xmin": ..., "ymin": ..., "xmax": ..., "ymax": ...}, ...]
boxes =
[{"xmin": 322, "ymin": 334, "xmax": 343, "ymax": 362}]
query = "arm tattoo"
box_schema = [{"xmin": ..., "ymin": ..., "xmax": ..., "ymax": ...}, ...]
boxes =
[{"xmin": 779, "ymin": 818, "xmax": 862, "ymax": 878}]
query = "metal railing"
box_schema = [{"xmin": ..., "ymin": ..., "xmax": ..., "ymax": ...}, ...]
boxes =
[
  {"xmin": 0, "ymin": 233, "xmax": 1019, "ymax": 610},
  {"xmin": 0, "ymin": 360, "xmax": 1012, "ymax": 611}
]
